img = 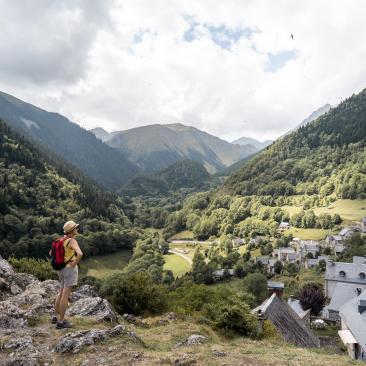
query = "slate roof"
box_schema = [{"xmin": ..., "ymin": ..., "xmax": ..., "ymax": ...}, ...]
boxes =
[
  {"xmin": 253, "ymin": 293, "xmax": 320, "ymax": 348},
  {"xmin": 327, "ymin": 283, "xmax": 366, "ymax": 312},
  {"xmin": 339, "ymin": 291, "xmax": 366, "ymax": 351},
  {"xmin": 325, "ymin": 258, "xmax": 366, "ymax": 284},
  {"xmin": 287, "ymin": 298, "xmax": 311, "ymax": 319},
  {"xmin": 339, "ymin": 227, "xmax": 353, "ymax": 236}
]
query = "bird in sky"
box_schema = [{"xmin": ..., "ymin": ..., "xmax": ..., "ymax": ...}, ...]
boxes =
[{"xmin": 290, "ymin": 33, "xmax": 294, "ymax": 40}]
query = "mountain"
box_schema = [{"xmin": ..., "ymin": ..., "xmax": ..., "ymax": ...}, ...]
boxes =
[
  {"xmin": 297, "ymin": 104, "xmax": 332, "ymax": 129},
  {"xmin": 0, "ymin": 92, "xmax": 139, "ymax": 191},
  {"xmin": 0, "ymin": 118, "xmax": 140, "ymax": 259},
  {"xmin": 120, "ymin": 160, "xmax": 211, "ymax": 197},
  {"xmin": 222, "ymin": 91, "xmax": 366, "ymax": 198},
  {"xmin": 232, "ymin": 137, "xmax": 273, "ymax": 150},
  {"xmin": 91, "ymin": 123, "xmax": 256, "ymax": 174}
]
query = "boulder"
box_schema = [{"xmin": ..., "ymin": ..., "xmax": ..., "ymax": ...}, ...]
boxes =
[
  {"xmin": 70, "ymin": 285, "xmax": 98, "ymax": 302},
  {"xmin": 0, "ymin": 257, "xmax": 15, "ymax": 277},
  {"xmin": 176, "ymin": 334, "xmax": 208, "ymax": 348},
  {"xmin": 67, "ymin": 297, "xmax": 117, "ymax": 323}
]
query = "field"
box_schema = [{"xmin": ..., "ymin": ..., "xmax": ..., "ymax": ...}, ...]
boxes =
[
  {"xmin": 80, "ymin": 250, "xmax": 131, "ymax": 279},
  {"xmin": 283, "ymin": 199, "xmax": 366, "ymax": 224},
  {"xmin": 163, "ymin": 252, "xmax": 191, "ymax": 277},
  {"xmin": 286, "ymin": 228, "xmax": 335, "ymax": 241},
  {"xmin": 169, "ymin": 230, "xmax": 194, "ymax": 240}
]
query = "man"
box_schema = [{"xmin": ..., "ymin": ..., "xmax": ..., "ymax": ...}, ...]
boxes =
[{"xmin": 52, "ymin": 220, "xmax": 83, "ymax": 329}]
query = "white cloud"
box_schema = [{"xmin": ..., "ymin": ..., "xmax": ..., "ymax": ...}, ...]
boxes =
[{"xmin": 0, "ymin": 0, "xmax": 366, "ymax": 141}]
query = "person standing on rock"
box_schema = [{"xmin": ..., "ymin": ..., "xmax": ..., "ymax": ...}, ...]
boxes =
[{"xmin": 51, "ymin": 220, "xmax": 83, "ymax": 329}]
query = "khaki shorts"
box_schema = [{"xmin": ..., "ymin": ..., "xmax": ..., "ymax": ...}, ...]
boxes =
[{"xmin": 58, "ymin": 265, "xmax": 78, "ymax": 288}]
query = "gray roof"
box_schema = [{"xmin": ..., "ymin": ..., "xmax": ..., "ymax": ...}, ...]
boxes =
[
  {"xmin": 267, "ymin": 281, "xmax": 284, "ymax": 289},
  {"xmin": 287, "ymin": 298, "xmax": 311, "ymax": 319},
  {"xmin": 253, "ymin": 293, "xmax": 319, "ymax": 348},
  {"xmin": 212, "ymin": 269, "xmax": 234, "ymax": 276},
  {"xmin": 256, "ymin": 256, "xmax": 270, "ymax": 264},
  {"xmin": 327, "ymin": 283, "xmax": 366, "ymax": 312},
  {"xmin": 325, "ymin": 259, "xmax": 366, "ymax": 284},
  {"xmin": 339, "ymin": 291, "xmax": 366, "ymax": 350},
  {"xmin": 339, "ymin": 227, "xmax": 353, "ymax": 236}
]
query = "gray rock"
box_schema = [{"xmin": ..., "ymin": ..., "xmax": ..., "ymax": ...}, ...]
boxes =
[
  {"xmin": 67, "ymin": 297, "xmax": 117, "ymax": 323},
  {"xmin": 176, "ymin": 334, "xmax": 208, "ymax": 348},
  {"xmin": 3, "ymin": 336, "xmax": 41, "ymax": 364},
  {"xmin": 0, "ymin": 258, "xmax": 14, "ymax": 276},
  {"xmin": 164, "ymin": 312, "xmax": 178, "ymax": 321},
  {"xmin": 70, "ymin": 285, "xmax": 97, "ymax": 302},
  {"xmin": 10, "ymin": 285, "xmax": 22, "ymax": 296},
  {"xmin": 54, "ymin": 325, "xmax": 137, "ymax": 354},
  {"xmin": 212, "ymin": 350, "xmax": 227, "ymax": 357},
  {"xmin": 122, "ymin": 314, "xmax": 149, "ymax": 328}
]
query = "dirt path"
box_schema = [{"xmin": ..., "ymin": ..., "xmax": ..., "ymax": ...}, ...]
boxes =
[{"xmin": 168, "ymin": 249, "xmax": 193, "ymax": 265}]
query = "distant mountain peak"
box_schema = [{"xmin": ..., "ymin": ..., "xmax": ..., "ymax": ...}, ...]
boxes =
[{"xmin": 232, "ymin": 136, "xmax": 273, "ymax": 151}]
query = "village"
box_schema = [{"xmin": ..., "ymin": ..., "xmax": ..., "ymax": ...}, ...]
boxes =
[{"xmin": 168, "ymin": 217, "xmax": 366, "ymax": 361}]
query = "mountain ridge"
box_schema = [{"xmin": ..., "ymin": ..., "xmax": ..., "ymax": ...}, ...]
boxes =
[{"xmin": 0, "ymin": 91, "xmax": 139, "ymax": 191}]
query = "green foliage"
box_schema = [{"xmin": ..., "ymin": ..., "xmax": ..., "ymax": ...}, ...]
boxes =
[
  {"xmin": 0, "ymin": 119, "xmax": 141, "ymax": 259},
  {"xmin": 8, "ymin": 256, "xmax": 57, "ymax": 281},
  {"xmin": 99, "ymin": 272, "xmax": 167, "ymax": 315},
  {"xmin": 242, "ymin": 273, "xmax": 268, "ymax": 304},
  {"xmin": 338, "ymin": 233, "xmax": 366, "ymax": 262},
  {"xmin": 223, "ymin": 89, "xmax": 366, "ymax": 199}
]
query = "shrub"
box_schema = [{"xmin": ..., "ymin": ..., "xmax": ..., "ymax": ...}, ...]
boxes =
[
  {"xmin": 99, "ymin": 272, "xmax": 167, "ymax": 315},
  {"xmin": 203, "ymin": 301, "xmax": 257, "ymax": 336},
  {"xmin": 8, "ymin": 256, "xmax": 57, "ymax": 281}
]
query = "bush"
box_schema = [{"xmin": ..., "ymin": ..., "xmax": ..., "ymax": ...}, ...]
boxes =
[
  {"xmin": 8, "ymin": 256, "xmax": 57, "ymax": 281},
  {"xmin": 99, "ymin": 272, "xmax": 167, "ymax": 315},
  {"xmin": 242, "ymin": 272, "xmax": 268, "ymax": 304},
  {"xmin": 203, "ymin": 301, "xmax": 257, "ymax": 336}
]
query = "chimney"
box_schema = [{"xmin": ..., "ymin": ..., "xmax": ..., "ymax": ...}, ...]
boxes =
[
  {"xmin": 267, "ymin": 281, "xmax": 284, "ymax": 298},
  {"xmin": 256, "ymin": 309, "xmax": 267, "ymax": 335},
  {"xmin": 358, "ymin": 299, "xmax": 366, "ymax": 314}
]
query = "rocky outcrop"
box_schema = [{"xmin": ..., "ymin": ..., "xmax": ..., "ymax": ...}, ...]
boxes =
[
  {"xmin": 0, "ymin": 259, "xmax": 118, "ymax": 332},
  {"xmin": 54, "ymin": 325, "xmax": 142, "ymax": 353},
  {"xmin": 67, "ymin": 297, "xmax": 117, "ymax": 323},
  {"xmin": 2, "ymin": 335, "xmax": 41, "ymax": 365},
  {"xmin": 176, "ymin": 334, "xmax": 208, "ymax": 348}
]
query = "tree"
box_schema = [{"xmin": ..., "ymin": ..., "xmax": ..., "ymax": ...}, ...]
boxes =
[
  {"xmin": 274, "ymin": 260, "xmax": 283, "ymax": 274},
  {"xmin": 317, "ymin": 259, "xmax": 326, "ymax": 272},
  {"xmin": 243, "ymin": 273, "xmax": 268, "ymax": 303},
  {"xmin": 298, "ymin": 283, "xmax": 326, "ymax": 316}
]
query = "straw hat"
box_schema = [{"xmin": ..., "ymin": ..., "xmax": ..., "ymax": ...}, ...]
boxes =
[{"xmin": 63, "ymin": 220, "xmax": 79, "ymax": 234}]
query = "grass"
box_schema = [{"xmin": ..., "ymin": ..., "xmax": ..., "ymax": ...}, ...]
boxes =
[
  {"xmin": 169, "ymin": 230, "xmax": 194, "ymax": 240},
  {"xmin": 80, "ymin": 250, "xmax": 131, "ymax": 279},
  {"xmin": 163, "ymin": 253, "xmax": 191, "ymax": 277},
  {"xmin": 283, "ymin": 199, "xmax": 366, "ymax": 225},
  {"xmin": 286, "ymin": 228, "xmax": 335, "ymax": 240}
]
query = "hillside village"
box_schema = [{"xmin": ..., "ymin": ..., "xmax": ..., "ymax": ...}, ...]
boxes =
[{"xmin": 166, "ymin": 217, "xmax": 366, "ymax": 361}]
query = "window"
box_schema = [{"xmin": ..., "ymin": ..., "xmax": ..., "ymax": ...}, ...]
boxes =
[
  {"xmin": 339, "ymin": 271, "xmax": 346, "ymax": 277},
  {"xmin": 359, "ymin": 272, "xmax": 366, "ymax": 279}
]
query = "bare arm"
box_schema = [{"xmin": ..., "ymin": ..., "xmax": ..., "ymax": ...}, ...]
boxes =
[{"xmin": 68, "ymin": 239, "xmax": 83, "ymax": 267}]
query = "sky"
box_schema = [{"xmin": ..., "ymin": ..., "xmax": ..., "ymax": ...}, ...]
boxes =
[{"xmin": 0, "ymin": 0, "xmax": 366, "ymax": 142}]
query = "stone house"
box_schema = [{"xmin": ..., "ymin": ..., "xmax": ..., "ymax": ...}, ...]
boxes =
[
  {"xmin": 305, "ymin": 255, "xmax": 329, "ymax": 269},
  {"xmin": 279, "ymin": 222, "xmax": 290, "ymax": 230},
  {"xmin": 231, "ymin": 238, "xmax": 245, "ymax": 247},
  {"xmin": 252, "ymin": 293, "xmax": 319, "ymax": 348},
  {"xmin": 295, "ymin": 240, "xmax": 319, "ymax": 259}
]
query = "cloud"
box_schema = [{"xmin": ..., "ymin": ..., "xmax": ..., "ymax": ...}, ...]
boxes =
[{"xmin": 0, "ymin": 0, "xmax": 366, "ymax": 141}]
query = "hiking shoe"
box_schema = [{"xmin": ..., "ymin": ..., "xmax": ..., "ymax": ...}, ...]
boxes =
[
  {"xmin": 51, "ymin": 316, "xmax": 58, "ymax": 324},
  {"xmin": 56, "ymin": 320, "xmax": 73, "ymax": 329}
]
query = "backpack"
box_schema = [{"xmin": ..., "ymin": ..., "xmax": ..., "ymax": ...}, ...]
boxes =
[{"xmin": 50, "ymin": 236, "xmax": 74, "ymax": 270}]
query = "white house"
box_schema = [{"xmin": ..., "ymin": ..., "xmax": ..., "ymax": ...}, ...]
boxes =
[
  {"xmin": 232, "ymin": 238, "xmax": 245, "ymax": 247},
  {"xmin": 279, "ymin": 222, "xmax": 290, "ymax": 230},
  {"xmin": 338, "ymin": 290, "xmax": 366, "ymax": 360},
  {"xmin": 325, "ymin": 257, "xmax": 366, "ymax": 299}
]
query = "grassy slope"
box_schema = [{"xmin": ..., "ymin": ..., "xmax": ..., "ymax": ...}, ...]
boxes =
[{"xmin": 15, "ymin": 315, "xmax": 355, "ymax": 366}]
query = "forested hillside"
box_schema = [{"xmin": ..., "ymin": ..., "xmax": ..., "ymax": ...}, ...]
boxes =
[
  {"xmin": 222, "ymin": 90, "xmax": 366, "ymax": 198},
  {"xmin": 162, "ymin": 89, "xmax": 366, "ymax": 240},
  {"xmin": 0, "ymin": 92, "xmax": 139, "ymax": 190},
  {"xmin": 0, "ymin": 119, "xmax": 142, "ymax": 259},
  {"xmin": 120, "ymin": 160, "xmax": 211, "ymax": 197}
]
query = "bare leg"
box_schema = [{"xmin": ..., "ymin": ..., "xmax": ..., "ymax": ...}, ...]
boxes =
[
  {"xmin": 59, "ymin": 287, "xmax": 72, "ymax": 322},
  {"xmin": 54, "ymin": 290, "xmax": 63, "ymax": 318}
]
